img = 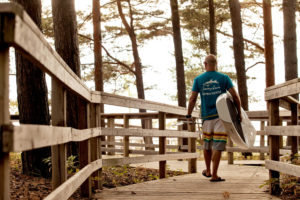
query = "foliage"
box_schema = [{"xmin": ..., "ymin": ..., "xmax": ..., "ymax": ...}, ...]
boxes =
[{"xmin": 42, "ymin": 155, "xmax": 79, "ymax": 174}]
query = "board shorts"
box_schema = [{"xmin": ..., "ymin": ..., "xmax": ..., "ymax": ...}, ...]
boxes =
[{"xmin": 202, "ymin": 118, "xmax": 227, "ymax": 151}]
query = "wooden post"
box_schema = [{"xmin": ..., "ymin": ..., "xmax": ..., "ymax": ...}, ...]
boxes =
[
  {"xmin": 144, "ymin": 119, "xmax": 154, "ymax": 151},
  {"xmin": 158, "ymin": 112, "xmax": 166, "ymax": 179},
  {"xmin": 188, "ymin": 122, "xmax": 197, "ymax": 173},
  {"xmin": 79, "ymin": 101, "xmax": 91, "ymax": 197},
  {"xmin": 107, "ymin": 118, "xmax": 115, "ymax": 155},
  {"xmin": 90, "ymin": 104, "xmax": 101, "ymax": 190},
  {"xmin": 0, "ymin": 45, "xmax": 10, "ymax": 200},
  {"xmin": 227, "ymin": 136, "xmax": 234, "ymax": 164},
  {"xmin": 96, "ymin": 104, "xmax": 103, "ymax": 190},
  {"xmin": 268, "ymin": 99, "xmax": 281, "ymax": 195},
  {"xmin": 51, "ymin": 80, "xmax": 67, "ymax": 190},
  {"xmin": 123, "ymin": 115, "xmax": 129, "ymax": 157},
  {"xmin": 260, "ymin": 121, "xmax": 265, "ymax": 160},
  {"xmin": 291, "ymin": 103, "xmax": 298, "ymax": 156}
]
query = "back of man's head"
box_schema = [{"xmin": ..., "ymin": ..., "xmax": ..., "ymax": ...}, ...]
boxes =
[{"xmin": 204, "ymin": 54, "xmax": 217, "ymax": 71}]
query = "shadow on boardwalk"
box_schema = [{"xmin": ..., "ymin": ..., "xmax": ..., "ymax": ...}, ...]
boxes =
[{"xmin": 94, "ymin": 160, "xmax": 279, "ymax": 200}]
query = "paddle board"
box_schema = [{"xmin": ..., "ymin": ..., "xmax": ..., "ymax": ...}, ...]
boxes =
[{"xmin": 216, "ymin": 93, "xmax": 256, "ymax": 149}]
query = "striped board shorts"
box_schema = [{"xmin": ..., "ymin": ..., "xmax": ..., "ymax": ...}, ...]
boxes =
[{"xmin": 202, "ymin": 118, "xmax": 227, "ymax": 151}]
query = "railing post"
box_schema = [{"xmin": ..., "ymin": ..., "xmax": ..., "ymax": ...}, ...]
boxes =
[
  {"xmin": 227, "ymin": 136, "xmax": 234, "ymax": 164},
  {"xmin": 79, "ymin": 101, "xmax": 91, "ymax": 197},
  {"xmin": 145, "ymin": 119, "xmax": 154, "ymax": 151},
  {"xmin": 158, "ymin": 112, "xmax": 166, "ymax": 179},
  {"xmin": 260, "ymin": 121, "xmax": 265, "ymax": 160},
  {"xmin": 268, "ymin": 99, "xmax": 281, "ymax": 195},
  {"xmin": 0, "ymin": 45, "xmax": 10, "ymax": 200},
  {"xmin": 291, "ymin": 103, "xmax": 298, "ymax": 156},
  {"xmin": 123, "ymin": 115, "xmax": 130, "ymax": 157},
  {"xmin": 51, "ymin": 80, "xmax": 67, "ymax": 190},
  {"xmin": 107, "ymin": 118, "xmax": 115, "ymax": 155},
  {"xmin": 90, "ymin": 103, "xmax": 101, "ymax": 190},
  {"xmin": 188, "ymin": 122, "xmax": 197, "ymax": 173}
]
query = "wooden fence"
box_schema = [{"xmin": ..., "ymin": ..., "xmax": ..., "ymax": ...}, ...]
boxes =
[
  {"xmin": 0, "ymin": 3, "xmax": 199, "ymax": 200},
  {"xmin": 264, "ymin": 79, "xmax": 300, "ymax": 195}
]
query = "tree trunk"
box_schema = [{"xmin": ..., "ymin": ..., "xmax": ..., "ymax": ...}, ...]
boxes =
[
  {"xmin": 13, "ymin": 0, "xmax": 51, "ymax": 178},
  {"xmin": 170, "ymin": 0, "xmax": 186, "ymax": 108},
  {"xmin": 283, "ymin": 0, "xmax": 298, "ymax": 146},
  {"xmin": 263, "ymin": 0, "xmax": 275, "ymax": 88},
  {"xmin": 52, "ymin": 0, "xmax": 81, "ymax": 155},
  {"xmin": 208, "ymin": 0, "xmax": 217, "ymax": 55},
  {"xmin": 228, "ymin": 0, "xmax": 248, "ymax": 111}
]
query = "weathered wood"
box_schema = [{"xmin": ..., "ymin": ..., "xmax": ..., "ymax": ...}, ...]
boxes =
[
  {"xmin": 265, "ymin": 126, "xmax": 300, "ymax": 136},
  {"xmin": 102, "ymin": 141, "xmax": 178, "ymax": 149},
  {"xmin": 107, "ymin": 118, "xmax": 115, "ymax": 156},
  {"xmin": 100, "ymin": 92, "xmax": 199, "ymax": 117},
  {"xmin": 51, "ymin": 79, "xmax": 67, "ymax": 190},
  {"xmin": 12, "ymin": 125, "xmax": 102, "ymax": 152},
  {"xmin": 227, "ymin": 136, "xmax": 234, "ymax": 164},
  {"xmin": 159, "ymin": 112, "xmax": 166, "ymax": 179},
  {"xmin": 260, "ymin": 121, "xmax": 265, "ymax": 160},
  {"xmin": 265, "ymin": 160, "xmax": 300, "ymax": 178},
  {"xmin": 44, "ymin": 159, "xmax": 102, "ymax": 200},
  {"xmin": 265, "ymin": 78, "xmax": 300, "ymax": 101},
  {"xmin": 123, "ymin": 115, "xmax": 130, "ymax": 157},
  {"xmin": 101, "ymin": 127, "xmax": 197, "ymax": 138},
  {"xmin": 89, "ymin": 104, "xmax": 101, "ymax": 190},
  {"xmin": 79, "ymin": 102, "xmax": 91, "ymax": 198},
  {"xmin": 0, "ymin": 45, "xmax": 10, "ymax": 200},
  {"xmin": 290, "ymin": 103, "xmax": 298, "ymax": 156},
  {"xmin": 102, "ymin": 153, "xmax": 199, "ymax": 167},
  {"xmin": 188, "ymin": 123, "xmax": 197, "ymax": 173},
  {"xmin": 268, "ymin": 99, "xmax": 280, "ymax": 195},
  {"xmin": 226, "ymin": 146, "xmax": 269, "ymax": 153},
  {"xmin": 101, "ymin": 112, "xmax": 186, "ymax": 119}
]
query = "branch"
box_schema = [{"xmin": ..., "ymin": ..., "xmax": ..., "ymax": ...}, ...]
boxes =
[
  {"xmin": 78, "ymin": 33, "xmax": 136, "ymax": 75},
  {"xmin": 217, "ymin": 30, "xmax": 264, "ymax": 53},
  {"xmin": 246, "ymin": 61, "xmax": 265, "ymax": 72},
  {"xmin": 117, "ymin": 0, "xmax": 133, "ymax": 36}
]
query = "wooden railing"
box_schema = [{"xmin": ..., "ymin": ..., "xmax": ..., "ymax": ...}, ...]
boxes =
[
  {"xmin": 0, "ymin": 3, "xmax": 199, "ymax": 200},
  {"xmin": 264, "ymin": 78, "xmax": 300, "ymax": 195}
]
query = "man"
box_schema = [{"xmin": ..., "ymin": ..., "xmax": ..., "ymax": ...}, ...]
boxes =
[{"xmin": 186, "ymin": 54, "xmax": 242, "ymax": 182}]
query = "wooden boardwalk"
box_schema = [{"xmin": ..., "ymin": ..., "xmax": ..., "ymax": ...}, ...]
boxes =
[{"xmin": 94, "ymin": 160, "xmax": 280, "ymax": 200}]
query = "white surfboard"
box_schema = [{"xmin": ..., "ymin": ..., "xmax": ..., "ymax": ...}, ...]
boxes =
[{"xmin": 216, "ymin": 93, "xmax": 256, "ymax": 149}]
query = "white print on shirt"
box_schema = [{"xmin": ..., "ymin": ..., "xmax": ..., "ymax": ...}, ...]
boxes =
[{"xmin": 202, "ymin": 79, "xmax": 222, "ymax": 96}]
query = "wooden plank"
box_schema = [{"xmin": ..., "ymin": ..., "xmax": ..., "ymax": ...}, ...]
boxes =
[
  {"xmin": 12, "ymin": 125, "xmax": 102, "ymax": 152},
  {"xmin": 279, "ymin": 98, "xmax": 291, "ymax": 110},
  {"xmin": 265, "ymin": 126, "xmax": 300, "ymax": 136},
  {"xmin": 123, "ymin": 115, "xmax": 130, "ymax": 157},
  {"xmin": 79, "ymin": 101, "xmax": 91, "ymax": 198},
  {"xmin": 260, "ymin": 121, "xmax": 265, "ymax": 160},
  {"xmin": 0, "ymin": 43, "xmax": 10, "ymax": 200},
  {"xmin": 44, "ymin": 159, "xmax": 102, "ymax": 200},
  {"xmin": 268, "ymin": 99, "xmax": 280, "ymax": 195},
  {"xmin": 265, "ymin": 78, "xmax": 300, "ymax": 101},
  {"xmin": 290, "ymin": 103, "xmax": 298, "ymax": 156},
  {"xmin": 188, "ymin": 123, "xmax": 197, "ymax": 173},
  {"xmin": 100, "ymin": 92, "xmax": 199, "ymax": 117},
  {"xmin": 265, "ymin": 160, "xmax": 300, "ymax": 178},
  {"xmin": 89, "ymin": 104, "xmax": 101, "ymax": 190},
  {"xmin": 159, "ymin": 112, "xmax": 166, "ymax": 179},
  {"xmin": 102, "ymin": 153, "xmax": 199, "ymax": 167},
  {"xmin": 227, "ymin": 136, "xmax": 234, "ymax": 164},
  {"xmin": 226, "ymin": 146, "xmax": 269, "ymax": 153},
  {"xmin": 107, "ymin": 118, "xmax": 115, "ymax": 156},
  {"xmin": 101, "ymin": 128, "xmax": 197, "ymax": 138},
  {"xmin": 51, "ymin": 79, "xmax": 67, "ymax": 190}
]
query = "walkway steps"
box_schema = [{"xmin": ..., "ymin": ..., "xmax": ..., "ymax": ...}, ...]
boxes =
[{"xmin": 94, "ymin": 160, "xmax": 279, "ymax": 200}]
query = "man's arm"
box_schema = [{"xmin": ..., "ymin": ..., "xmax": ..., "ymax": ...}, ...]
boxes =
[
  {"xmin": 228, "ymin": 87, "xmax": 242, "ymax": 121},
  {"xmin": 187, "ymin": 91, "xmax": 198, "ymax": 116}
]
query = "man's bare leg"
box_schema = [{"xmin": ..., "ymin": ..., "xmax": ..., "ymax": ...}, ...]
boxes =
[
  {"xmin": 211, "ymin": 150, "xmax": 222, "ymax": 180},
  {"xmin": 203, "ymin": 149, "xmax": 212, "ymax": 176}
]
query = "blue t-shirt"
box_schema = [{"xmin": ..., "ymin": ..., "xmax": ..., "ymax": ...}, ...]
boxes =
[{"xmin": 192, "ymin": 71, "xmax": 234, "ymax": 120}]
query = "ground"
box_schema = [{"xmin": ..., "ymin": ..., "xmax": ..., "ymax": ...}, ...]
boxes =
[{"xmin": 9, "ymin": 154, "xmax": 186, "ymax": 200}]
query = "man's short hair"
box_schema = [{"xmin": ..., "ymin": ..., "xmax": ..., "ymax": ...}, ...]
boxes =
[{"xmin": 205, "ymin": 54, "xmax": 217, "ymax": 66}]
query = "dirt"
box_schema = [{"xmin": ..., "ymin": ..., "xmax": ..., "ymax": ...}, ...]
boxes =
[{"xmin": 9, "ymin": 157, "xmax": 187, "ymax": 199}]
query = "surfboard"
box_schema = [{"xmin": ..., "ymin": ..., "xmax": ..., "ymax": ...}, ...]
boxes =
[{"xmin": 216, "ymin": 93, "xmax": 256, "ymax": 149}]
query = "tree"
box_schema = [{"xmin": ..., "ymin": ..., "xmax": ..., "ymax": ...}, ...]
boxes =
[
  {"xmin": 228, "ymin": 0, "xmax": 248, "ymax": 111},
  {"xmin": 51, "ymin": 0, "xmax": 82, "ymax": 157},
  {"xmin": 170, "ymin": 0, "xmax": 186, "ymax": 108},
  {"xmin": 208, "ymin": 0, "xmax": 217, "ymax": 55},
  {"xmin": 13, "ymin": 0, "xmax": 51, "ymax": 178}
]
